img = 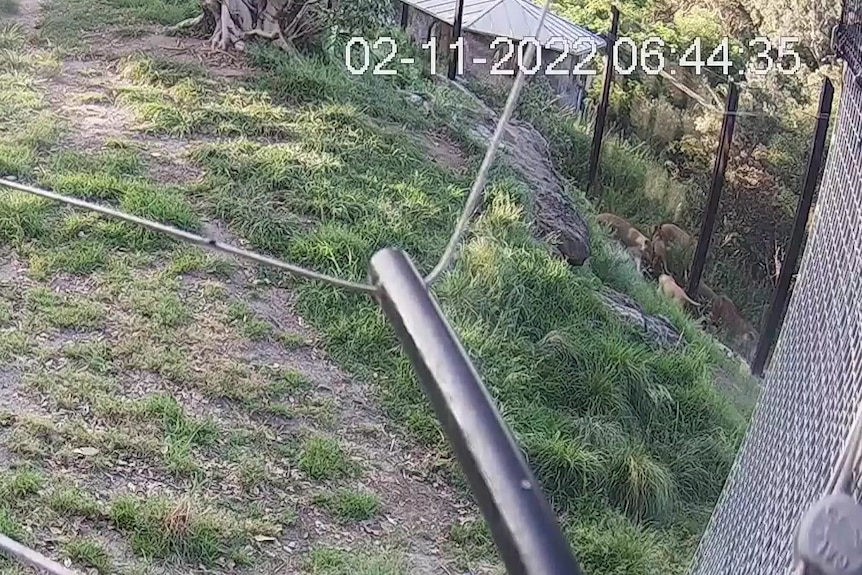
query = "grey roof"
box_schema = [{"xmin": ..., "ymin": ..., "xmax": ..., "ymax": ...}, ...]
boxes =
[{"xmin": 403, "ymin": 0, "xmax": 605, "ymax": 53}]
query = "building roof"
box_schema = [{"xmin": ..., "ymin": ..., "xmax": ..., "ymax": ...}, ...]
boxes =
[{"xmin": 403, "ymin": 0, "xmax": 605, "ymax": 53}]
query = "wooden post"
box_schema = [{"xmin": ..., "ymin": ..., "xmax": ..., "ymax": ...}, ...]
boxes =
[
  {"xmin": 448, "ymin": 0, "xmax": 466, "ymax": 80},
  {"xmin": 751, "ymin": 78, "xmax": 834, "ymax": 376},
  {"xmin": 686, "ymin": 82, "xmax": 739, "ymax": 297},
  {"xmin": 586, "ymin": 5, "xmax": 619, "ymax": 194}
]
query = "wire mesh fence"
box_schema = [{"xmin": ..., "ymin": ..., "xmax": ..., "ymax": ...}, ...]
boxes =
[
  {"xmin": 689, "ymin": 61, "xmax": 862, "ymax": 575},
  {"xmin": 837, "ymin": 0, "xmax": 862, "ymax": 79}
]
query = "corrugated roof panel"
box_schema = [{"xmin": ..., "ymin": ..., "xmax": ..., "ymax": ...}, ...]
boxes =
[
  {"xmin": 408, "ymin": 0, "xmax": 500, "ymax": 23},
  {"xmin": 403, "ymin": 0, "xmax": 605, "ymax": 53}
]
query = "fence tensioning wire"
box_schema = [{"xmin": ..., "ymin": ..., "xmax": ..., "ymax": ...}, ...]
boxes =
[
  {"xmin": 423, "ymin": 0, "xmax": 551, "ymax": 285},
  {"xmin": 0, "ymin": 1, "xmax": 557, "ymax": 573}
]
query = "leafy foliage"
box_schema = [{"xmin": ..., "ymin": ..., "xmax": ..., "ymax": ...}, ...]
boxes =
[
  {"xmin": 331, "ymin": 0, "xmax": 391, "ymax": 36},
  {"xmin": 544, "ymin": 0, "xmax": 836, "ymax": 322}
]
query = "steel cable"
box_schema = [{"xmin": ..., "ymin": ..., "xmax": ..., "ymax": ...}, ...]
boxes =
[
  {"xmin": 0, "ymin": 534, "xmax": 79, "ymax": 575},
  {"xmin": 423, "ymin": 0, "xmax": 553, "ymax": 286},
  {"xmin": 0, "ymin": 178, "xmax": 377, "ymax": 294}
]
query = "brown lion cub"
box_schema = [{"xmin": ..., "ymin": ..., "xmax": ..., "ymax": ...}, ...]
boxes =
[
  {"xmin": 596, "ymin": 213, "xmax": 650, "ymax": 272},
  {"xmin": 655, "ymin": 222, "xmax": 694, "ymax": 250},
  {"xmin": 712, "ymin": 295, "xmax": 758, "ymax": 357},
  {"xmin": 657, "ymin": 274, "xmax": 701, "ymax": 308},
  {"xmin": 647, "ymin": 235, "xmax": 669, "ymax": 274}
]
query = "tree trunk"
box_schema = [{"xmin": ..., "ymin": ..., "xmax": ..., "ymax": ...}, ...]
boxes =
[{"xmin": 173, "ymin": 0, "xmax": 330, "ymax": 53}]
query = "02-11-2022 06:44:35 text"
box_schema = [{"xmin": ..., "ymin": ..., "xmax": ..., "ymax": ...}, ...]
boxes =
[{"xmin": 344, "ymin": 35, "xmax": 805, "ymax": 78}]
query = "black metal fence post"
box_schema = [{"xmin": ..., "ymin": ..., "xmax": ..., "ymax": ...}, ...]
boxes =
[
  {"xmin": 586, "ymin": 5, "xmax": 619, "ymax": 194},
  {"xmin": 751, "ymin": 78, "xmax": 834, "ymax": 376},
  {"xmin": 400, "ymin": 1, "xmax": 409, "ymax": 29},
  {"xmin": 368, "ymin": 248, "xmax": 583, "ymax": 575},
  {"xmin": 447, "ymin": 0, "xmax": 466, "ymax": 80},
  {"xmin": 686, "ymin": 82, "xmax": 739, "ymax": 297}
]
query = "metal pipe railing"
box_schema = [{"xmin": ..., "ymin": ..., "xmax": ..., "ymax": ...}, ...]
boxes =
[{"xmin": 369, "ymin": 248, "xmax": 583, "ymax": 575}]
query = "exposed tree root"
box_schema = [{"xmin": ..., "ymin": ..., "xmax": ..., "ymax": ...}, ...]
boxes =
[
  {"xmin": 169, "ymin": 13, "xmax": 205, "ymax": 32},
  {"xmin": 175, "ymin": 0, "xmax": 331, "ymax": 53}
]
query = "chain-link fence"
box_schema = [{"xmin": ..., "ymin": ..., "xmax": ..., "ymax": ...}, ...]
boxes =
[{"xmin": 690, "ymin": 62, "xmax": 862, "ymax": 574}]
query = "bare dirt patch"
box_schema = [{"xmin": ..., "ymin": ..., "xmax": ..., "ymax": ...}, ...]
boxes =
[
  {"xmin": 39, "ymin": 27, "xmax": 247, "ymax": 187},
  {"xmin": 85, "ymin": 30, "xmax": 249, "ymax": 79},
  {"xmin": 43, "ymin": 59, "xmax": 207, "ymax": 185},
  {"xmin": 6, "ymin": 0, "xmax": 40, "ymax": 31},
  {"xmin": 419, "ymin": 131, "xmax": 470, "ymax": 174}
]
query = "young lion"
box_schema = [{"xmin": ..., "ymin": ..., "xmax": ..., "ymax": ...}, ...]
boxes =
[
  {"xmin": 711, "ymin": 295, "xmax": 758, "ymax": 358},
  {"xmin": 657, "ymin": 274, "xmax": 701, "ymax": 308},
  {"xmin": 596, "ymin": 213, "xmax": 650, "ymax": 272},
  {"xmin": 655, "ymin": 222, "xmax": 694, "ymax": 250}
]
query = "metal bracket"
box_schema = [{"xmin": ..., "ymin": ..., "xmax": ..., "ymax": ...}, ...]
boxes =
[{"xmin": 796, "ymin": 493, "xmax": 862, "ymax": 575}]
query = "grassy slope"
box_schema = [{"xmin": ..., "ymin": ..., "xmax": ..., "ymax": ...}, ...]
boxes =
[
  {"xmin": 117, "ymin": 49, "xmax": 748, "ymax": 573},
  {"xmin": 0, "ymin": 21, "xmax": 420, "ymax": 575},
  {"xmin": 470, "ymin": 79, "xmax": 774, "ymax": 323},
  {"xmin": 2, "ymin": 3, "xmax": 758, "ymax": 573}
]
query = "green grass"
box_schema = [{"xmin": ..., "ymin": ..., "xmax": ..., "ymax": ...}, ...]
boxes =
[
  {"xmin": 1, "ymin": 72, "xmax": 198, "ymax": 261},
  {"xmin": 164, "ymin": 247, "xmax": 234, "ymax": 278},
  {"xmin": 62, "ymin": 339, "xmax": 114, "ymax": 373},
  {"xmin": 226, "ymin": 301, "xmax": 272, "ymax": 340},
  {"xmin": 101, "ymin": 50, "xmax": 755, "ymax": 573},
  {"xmin": 64, "ymin": 538, "xmax": 112, "ymax": 574},
  {"xmin": 125, "ymin": 279, "xmax": 190, "ymax": 327},
  {"xmin": 46, "ymin": 484, "xmax": 102, "ymax": 518},
  {"xmin": 298, "ymin": 436, "xmax": 353, "ymax": 481},
  {"xmin": 235, "ymin": 454, "xmax": 268, "ymax": 489},
  {"xmin": 141, "ymin": 394, "xmax": 218, "ymax": 475},
  {"xmin": 306, "ymin": 547, "xmax": 406, "ymax": 575},
  {"xmin": 0, "ymin": 505, "xmax": 26, "ymax": 543},
  {"xmin": 0, "ymin": 24, "xmax": 60, "ymax": 182},
  {"xmin": 449, "ymin": 520, "xmax": 496, "ymax": 565},
  {"xmin": 108, "ymin": 496, "xmax": 245, "ymax": 563},
  {"xmin": 25, "ymin": 287, "xmax": 106, "ymax": 329},
  {"xmin": 0, "ymin": 330, "xmax": 31, "ymax": 361},
  {"xmin": 274, "ymin": 368, "xmax": 313, "ymax": 393},
  {"xmin": 39, "ymin": 0, "xmax": 200, "ymax": 50},
  {"xmin": 314, "ymin": 488, "xmax": 381, "ymax": 522},
  {"xmin": 0, "ymin": 467, "xmax": 44, "ymax": 498}
]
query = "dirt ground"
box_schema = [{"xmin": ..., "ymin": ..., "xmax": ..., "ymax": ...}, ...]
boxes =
[{"xmin": 0, "ymin": 3, "xmax": 496, "ymax": 574}]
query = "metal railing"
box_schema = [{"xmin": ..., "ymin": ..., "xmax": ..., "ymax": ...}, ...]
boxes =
[{"xmin": 371, "ymin": 249, "xmax": 583, "ymax": 574}]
